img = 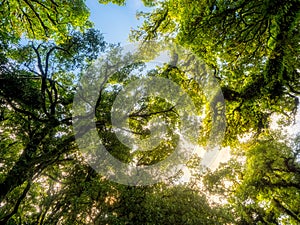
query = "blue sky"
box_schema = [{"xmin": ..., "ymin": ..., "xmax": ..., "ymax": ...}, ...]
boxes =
[{"xmin": 86, "ymin": 0, "xmax": 151, "ymax": 44}]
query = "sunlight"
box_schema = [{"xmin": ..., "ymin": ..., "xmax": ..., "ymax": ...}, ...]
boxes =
[{"xmin": 1, "ymin": 0, "xmax": 299, "ymax": 224}]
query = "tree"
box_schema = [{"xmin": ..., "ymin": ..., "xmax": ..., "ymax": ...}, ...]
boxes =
[
  {"xmin": 0, "ymin": 40, "xmax": 224, "ymax": 223},
  {"xmin": 0, "ymin": 29, "xmax": 106, "ymax": 223},
  {"xmin": 0, "ymin": 0, "xmax": 224, "ymax": 224},
  {"xmin": 0, "ymin": 0, "xmax": 92, "ymax": 43},
  {"xmin": 1, "ymin": 0, "xmax": 299, "ymax": 224},
  {"xmin": 130, "ymin": 1, "xmax": 300, "ymax": 223},
  {"xmin": 99, "ymin": 184, "xmax": 230, "ymax": 225},
  {"xmin": 203, "ymin": 133, "xmax": 300, "ymax": 224},
  {"xmin": 132, "ymin": 0, "xmax": 300, "ymax": 144}
]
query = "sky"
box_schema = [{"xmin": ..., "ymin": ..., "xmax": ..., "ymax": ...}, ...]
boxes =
[{"xmin": 86, "ymin": 0, "xmax": 151, "ymax": 44}]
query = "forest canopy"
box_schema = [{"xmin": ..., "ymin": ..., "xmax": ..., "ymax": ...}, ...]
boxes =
[{"xmin": 0, "ymin": 0, "xmax": 299, "ymax": 224}]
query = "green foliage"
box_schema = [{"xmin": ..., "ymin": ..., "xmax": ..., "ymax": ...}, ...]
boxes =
[
  {"xmin": 1, "ymin": 0, "xmax": 300, "ymax": 224},
  {"xmin": 0, "ymin": 23, "xmax": 106, "ymax": 223},
  {"xmin": 0, "ymin": 40, "xmax": 216, "ymax": 224},
  {"xmin": 0, "ymin": 0, "xmax": 92, "ymax": 43},
  {"xmin": 204, "ymin": 133, "xmax": 300, "ymax": 224},
  {"xmin": 132, "ymin": 0, "xmax": 300, "ymax": 144}
]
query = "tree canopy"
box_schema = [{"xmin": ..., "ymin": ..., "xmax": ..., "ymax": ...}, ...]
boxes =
[
  {"xmin": 0, "ymin": 0, "xmax": 300, "ymax": 224},
  {"xmin": 0, "ymin": 0, "xmax": 92, "ymax": 43},
  {"xmin": 132, "ymin": 0, "xmax": 300, "ymax": 144}
]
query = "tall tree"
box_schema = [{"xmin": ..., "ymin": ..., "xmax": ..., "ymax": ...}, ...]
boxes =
[
  {"xmin": 0, "ymin": 29, "xmax": 106, "ymax": 223},
  {"xmin": 0, "ymin": 0, "xmax": 91, "ymax": 43},
  {"xmin": 2, "ymin": 0, "xmax": 299, "ymax": 224},
  {"xmin": 0, "ymin": 41, "xmax": 222, "ymax": 224},
  {"xmin": 204, "ymin": 133, "xmax": 300, "ymax": 224},
  {"xmin": 132, "ymin": 0, "xmax": 300, "ymax": 144}
]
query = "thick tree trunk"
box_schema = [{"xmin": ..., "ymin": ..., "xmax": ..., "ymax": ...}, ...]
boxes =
[{"xmin": 0, "ymin": 146, "xmax": 36, "ymax": 203}]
